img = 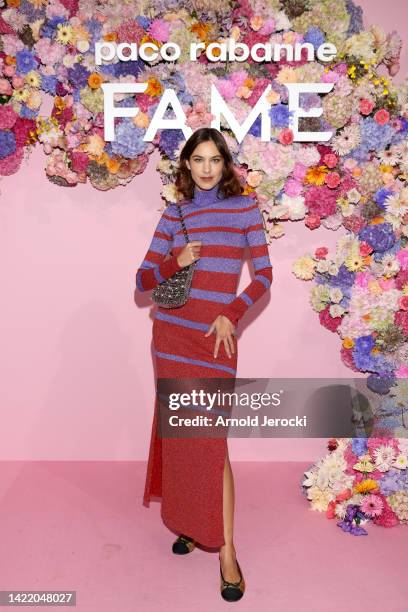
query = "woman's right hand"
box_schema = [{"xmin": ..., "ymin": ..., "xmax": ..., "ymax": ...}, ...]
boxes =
[{"xmin": 177, "ymin": 241, "xmax": 202, "ymax": 267}]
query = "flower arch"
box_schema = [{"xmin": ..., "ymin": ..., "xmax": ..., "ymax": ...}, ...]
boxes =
[{"xmin": 1, "ymin": 0, "xmax": 407, "ymax": 533}]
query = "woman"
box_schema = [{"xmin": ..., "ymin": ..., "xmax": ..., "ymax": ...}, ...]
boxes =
[{"xmin": 135, "ymin": 127, "xmax": 273, "ymax": 601}]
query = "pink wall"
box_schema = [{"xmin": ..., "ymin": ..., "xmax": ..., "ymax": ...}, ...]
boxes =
[{"xmin": 0, "ymin": 1, "xmax": 406, "ymax": 461}]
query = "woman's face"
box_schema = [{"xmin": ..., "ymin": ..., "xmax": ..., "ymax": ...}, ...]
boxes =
[{"xmin": 185, "ymin": 140, "xmax": 225, "ymax": 191}]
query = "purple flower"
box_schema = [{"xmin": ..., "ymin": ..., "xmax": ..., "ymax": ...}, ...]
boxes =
[
  {"xmin": 269, "ymin": 104, "xmax": 292, "ymax": 128},
  {"xmin": 16, "ymin": 50, "xmax": 38, "ymax": 75},
  {"xmin": 0, "ymin": 130, "xmax": 16, "ymax": 158},
  {"xmin": 303, "ymin": 27, "xmax": 325, "ymax": 49},
  {"xmin": 67, "ymin": 64, "xmax": 90, "ymax": 89},
  {"xmin": 358, "ymin": 222, "xmax": 395, "ymax": 253}
]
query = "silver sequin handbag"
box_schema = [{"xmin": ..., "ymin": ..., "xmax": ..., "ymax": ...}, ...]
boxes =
[{"xmin": 152, "ymin": 204, "xmax": 196, "ymax": 308}]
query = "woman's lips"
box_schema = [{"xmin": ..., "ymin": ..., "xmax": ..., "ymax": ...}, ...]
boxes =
[{"xmin": 201, "ymin": 177, "xmax": 213, "ymax": 181}]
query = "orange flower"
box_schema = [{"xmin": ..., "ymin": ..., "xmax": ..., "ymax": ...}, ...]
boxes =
[
  {"xmin": 106, "ymin": 157, "xmax": 120, "ymax": 173},
  {"xmin": 6, "ymin": 0, "xmax": 20, "ymax": 7},
  {"xmin": 191, "ymin": 23, "xmax": 211, "ymax": 41},
  {"xmin": 88, "ymin": 73, "xmax": 103, "ymax": 89},
  {"xmin": 371, "ymin": 216, "xmax": 385, "ymax": 225},
  {"xmin": 145, "ymin": 77, "xmax": 163, "ymax": 97},
  {"xmin": 103, "ymin": 32, "xmax": 117, "ymax": 42},
  {"xmin": 362, "ymin": 314, "xmax": 371, "ymax": 321},
  {"xmin": 305, "ymin": 165, "xmax": 328, "ymax": 186},
  {"xmin": 342, "ymin": 337, "xmax": 354, "ymax": 349},
  {"xmin": 5, "ymin": 55, "xmax": 16, "ymax": 65},
  {"xmin": 54, "ymin": 96, "xmax": 65, "ymax": 110}
]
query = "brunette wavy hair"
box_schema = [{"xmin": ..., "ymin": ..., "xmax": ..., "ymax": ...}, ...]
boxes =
[{"xmin": 174, "ymin": 127, "xmax": 243, "ymax": 202}]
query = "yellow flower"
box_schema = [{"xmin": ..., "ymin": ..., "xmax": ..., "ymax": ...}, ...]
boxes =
[
  {"xmin": 25, "ymin": 70, "xmax": 41, "ymax": 88},
  {"xmin": 13, "ymin": 88, "xmax": 30, "ymax": 102},
  {"xmin": 56, "ymin": 24, "xmax": 74, "ymax": 45},
  {"xmin": 292, "ymin": 255, "xmax": 316, "ymax": 281},
  {"xmin": 305, "ymin": 165, "xmax": 328, "ymax": 186},
  {"xmin": 345, "ymin": 252, "xmax": 365, "ymax": 272},
  {"xmin": 88, "ymin": 73, "xmax": 103, "ymax": 89},
  {"xmin": 354, "ymin": 479, "xmax": 378, "ymax": 494}
]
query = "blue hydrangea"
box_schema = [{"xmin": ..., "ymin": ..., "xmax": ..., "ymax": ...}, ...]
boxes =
[
  {"xmin": 248, "ymin": 116, "xmax": 262, "ymax": 137},
  {"xmin": 16, "ymin": 50, "xmax": 38, "ymax": 75},
  {"xmin": 329, "ymin": 264, "xmax": 355, "ymax": 289},
  {"xmin": 67, "ymin": 64, "xmax": 90, "ymax": 89},
  {"xmin": 0, "ymin": 130, "xmax": 16, "ymax": 158},
  {"xmin": 159, "ymin": 128, "xmax": 185, "ymax": 160},
  {"xmin": 20, "ymin": 105, "xmax": 37, "ymax": 120},
  {"xmin": 109, "ymin": 119, "xmax": 148, "ymax": 158},
  {"xmin": 367, "ymin": 371, "xmax": 396, "ymax": 394},
  {"xmin": 358, "ymin": 222, "xmax": 395, "ymax": 253},
  {"xmin": 374, "ymin": 187, "xmax": 393, "ymax": 208},
  {"xmin": 136, "ymin": 16, "xmax": 151, "ymax": 29},
  {"xmin": 352, "ymin": 438, "xmax": 368, "ymax": 456},
  {"xmin": 379, "ymin": 469, "xmax": 401, "ymax": 495},
  {"xmin": 41, "ymin": 75, "xmax": 57, "ymax": 95},
  {"xmin": 303, "ymin": 27, "xmax": 325, "ymax": 49},
  {"xmin": 354, "ymin": 335, "xmax": 375, "ymax": 354},
  {"xmin": 360, "ymin": 117, "xmax": 394, "ymax": 151},
  {"xmin": 40, "ymin": 16, "xmax": 66, "ymax": 38},
  {"xmin": 345, "ymin": 0, "xmax": 363, "ymax": 36},
  {"xmin": 269, "ymin": 103, "xmax": 292, "ymax": 128}
]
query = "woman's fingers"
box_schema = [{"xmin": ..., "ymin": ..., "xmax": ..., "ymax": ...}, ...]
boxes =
[
  {"xmin": 205, "ymin": 322, "xmax": 215, "ymax": 337},
  {"xmin": 223, "ymin": 337, "xmax": 231, "ymax": 359}
]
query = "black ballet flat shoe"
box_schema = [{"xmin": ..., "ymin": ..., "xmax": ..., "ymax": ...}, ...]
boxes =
[
  {"xmin": 172, "ymin": 534, "xmax": 196, "ymax": 555},
  {"xmin": 219, "ymin": 554, "xmax": 246, "ymax": 601}
]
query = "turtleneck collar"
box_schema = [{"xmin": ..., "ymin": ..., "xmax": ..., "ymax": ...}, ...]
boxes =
[{"xmin": 192, "ymin": 182, "xmax": 224, "ymax": 206}]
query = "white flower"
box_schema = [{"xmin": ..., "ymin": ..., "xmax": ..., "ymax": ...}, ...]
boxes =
[
  {"xmin": 328, "ymin": 263, "xmax": 340, "ymax": 276},
  {"xmin": 330, "ymin": 304, "xmax": 345, "ymax": 317},
  {"xmin": 302, "ymin": 469, "xmax": 317, "ymax": 487},
  {"xmin": 329, "ymin": 287, "xmax": 343, "ymax": 303},
  {"xmin": 373, "ymin": 444, "xmax": 397, "ymax": 471},
  {"xmin": 393, "ymin": 453, "xmax": 408, "ymax": 470},
  {"xmin": 385, "ymin": 193, "xmax": 408, "ymax": 218},
  {"xmin": 378, "ymin": 147, "xmax": 401, "ymax": 166},
  {"xmin": 316, "ymin": 259, "xmax": 330, "ymax": 273},
  {"xmin": 379, "ymin": 254, "xmax": 400, "ymax": 277},
  {"xmin": 307, "ymin": 486, "xmax": 336, "ymax": 512},
  {"xmin": 347, "ymin": 188, "xmax": 361, "ymax": 203},
  {"xmin": 281, "ymin": 194, "xmax": 306, "ymax": 220}
]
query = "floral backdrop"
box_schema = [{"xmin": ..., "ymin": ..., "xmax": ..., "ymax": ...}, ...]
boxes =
[{"xmin": 1, "ymin": 0, "xmax": 407, "ymax": 534}]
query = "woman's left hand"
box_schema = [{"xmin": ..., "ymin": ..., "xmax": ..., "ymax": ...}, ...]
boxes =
[{"xmin": 205, "ymin": 315, "xmax": 236, "ymax": 359}]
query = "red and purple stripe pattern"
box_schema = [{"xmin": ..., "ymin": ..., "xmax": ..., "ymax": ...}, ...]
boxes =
[{"xmin": 136, "ymin": 185, "xmax": 273, "ymax": 330}]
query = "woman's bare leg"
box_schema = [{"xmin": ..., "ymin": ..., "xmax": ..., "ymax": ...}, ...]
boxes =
[{"xmin": 219, "ymin": 448, "xmax": 241, "ymax": 582}]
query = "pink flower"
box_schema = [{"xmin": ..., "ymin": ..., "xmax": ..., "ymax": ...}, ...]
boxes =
[
  {"xmin": 378, "ymin": 278, "xmax": 395, "ymax": 290},
  {"xmin": 305, "ymin": 186, "xmax": 338, "ymax": 218},
  {"xmin": 340, "ymin": 346, "xmax": 359, "ymax": 372},
  {"xmin": 359, "ymin": 241, "xmax": 373, "ymax": 256},
  {"xmin": 395, "ymin": 311, "xmax": 408, "ymax": 337},
  {"xmin": 0, "ymin": 105, "xmax": 17, "ymax": 129},
  {"xmin": 315, "ymin": 247, "xmax": 328, "ymax": 259},
  {"xmin": 319, "ymin": 305, "xmax": 342, "ymax": 332},
  {"xmin": 293, "ymin": 162, "xmax": 307, "ymax": 181},
  {"xmin": 396, "ymin": 249, "xmax": 408, "ymax": 269},
  {"xmin": 305, "ymin": 213, "xmax": 321, "ymax": 229},
  {"xmin": 148, "ymin": 19, "xmax": 170, "ymax": 42},
  {"xmin": 0, "ymin": 78, "xmax": 12, "ymax": 95},
  {"xmin": 359, "ymin": 98, "xmax": 374, "ymax": 115},
  {"xmin": 323, "ymin": 153, "xmax": 338, "ymax": 168},
  {"xmin": 0, "ymin": 147, "xmax": 24, "ymax": 176},
  {"xmin": 372, "ymin": 493, "xmax": 399, "ymax": 527},
  {"xmin": 396, "ymin": 365, "xmax": 408, "ymax": 377},
  {"xmin": 284, "ymin": 178, "xmax": 302, "ymax": 196},
  {"xmin": 374, "ymin": 109, "xmax": 390, "ymax": 125},
  {"xmin": 399, "ymin": 295, "xmax": 408, "ymax": 311},
  {"xmin": 325, "ymin": 172, "xmax": 341, "ymax": 188},
  {"xmin": 355, "ymin": 271, "xmax": 370, "ymax": 288},
  {"xmin": 342, "ymin": 214, "xmax": 366, "ymax": 233},
  {"xmin": 361, "ymin": 494, "xmax": 383, "ymax": 517},
  {"xmin": 278, "ymin": 128, "xmax": 293, "ymax": 145}
]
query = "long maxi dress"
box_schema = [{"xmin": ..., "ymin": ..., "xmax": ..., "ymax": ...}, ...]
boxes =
[{"xmin": 135, "ymin": 183, "xmax": 273, "ymax": 548}]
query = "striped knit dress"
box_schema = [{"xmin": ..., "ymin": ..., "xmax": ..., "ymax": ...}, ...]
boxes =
[{"xmin": 136, "ymin": 182, "xmax": 273, "ymax": 548}]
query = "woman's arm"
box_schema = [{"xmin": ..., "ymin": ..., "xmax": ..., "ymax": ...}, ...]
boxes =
[
  {"xmin": 135, "ymin": 208, "xmax": 183, "ymax": 292},
  {"xmin": 217, "ymin": 199, "xmax": 273, "ymax": 327}
]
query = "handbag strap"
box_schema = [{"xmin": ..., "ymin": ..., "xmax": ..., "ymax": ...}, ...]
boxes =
[{"xmin": 176, "ymin": 204, "xmax": 190, "ymax": 244}]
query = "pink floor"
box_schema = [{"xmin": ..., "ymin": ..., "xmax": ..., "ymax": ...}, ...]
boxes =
[{"xmin": 0, "ymin": 461, "xmax": 407, "ymax": 611}]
